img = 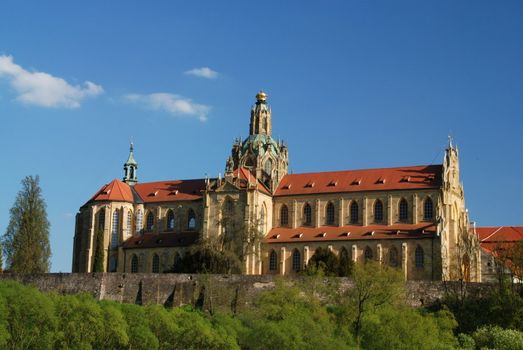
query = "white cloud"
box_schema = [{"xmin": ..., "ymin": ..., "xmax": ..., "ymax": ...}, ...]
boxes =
[
  {"xmin": 125, "ymin": 93, "xmax": 210, "ymax": 122},
  {"xmin": 184, "ymin": 67, "xmax": 219, "ymax": 79},
  {"xmin": 0, "ymin": 55, "xmax": 103, "ymax": 108}
]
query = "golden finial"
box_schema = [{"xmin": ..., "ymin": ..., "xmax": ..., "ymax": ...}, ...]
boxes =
[{"xmin": 256, "ymin": 91, "xmax": 268, "ymax": 102}]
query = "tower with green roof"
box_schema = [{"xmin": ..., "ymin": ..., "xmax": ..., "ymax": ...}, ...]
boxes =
[
  {"xmin": 123, "ymin": 142, "xmax": 138, "ymax": 185},
  {"xmin": 226, "ymin": 91, "xmax": 288, "ymax": 191}
]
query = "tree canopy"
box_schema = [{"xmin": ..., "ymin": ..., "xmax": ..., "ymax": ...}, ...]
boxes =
[{"xmin": 2, "ymin": 175, "xmax": 51, "ymax": 273}]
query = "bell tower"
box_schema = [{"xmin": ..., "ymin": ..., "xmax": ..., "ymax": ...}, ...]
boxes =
[
  {"xmin": 123, "ymin": 142, "xmax": 138, "ymax": 185},
  {"xmin": 226, "ymin": 91, "xmax": 288, "ymax": 192}
]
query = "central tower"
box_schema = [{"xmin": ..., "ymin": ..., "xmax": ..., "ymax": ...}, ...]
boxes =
[{"xmin": 226, "ymin": 91, "xmax": 288, "ymax": 191}]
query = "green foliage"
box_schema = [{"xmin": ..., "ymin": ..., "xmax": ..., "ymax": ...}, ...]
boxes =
[
  {"xmin": 360, "ymin": 306, "xmax": 458, "ymax": 350},
  {"xmin": 0, "ymin": 280, "xmax": 56, "ymax": 349},
  {"xmin": 120, "ymin": 303, "xmax": 159, "ymax": 350},
  {"xmin": 2, "ymin": 175, "xmax": 51, "ymax": 273},
  {"xmin": 92, "ymin": 229, "xmax": 105, "ymax": 272},
  {"xmin": 239, "ymin": 280, "xmax": 354, "ymax": 350},
  {"xmin": 304, "ymin": 247, "xmax": 353, "ymax": 277},
  {"xmin": 340, "ymin": 262, "xmax": 405, "ymax": 344},
  {"xmin": 174, "ymin": 241, "xmax": 242, "ymax": 274},
  {"xmin": 472, "ymin": 325, "xmax": 523, "ymax": 350}
]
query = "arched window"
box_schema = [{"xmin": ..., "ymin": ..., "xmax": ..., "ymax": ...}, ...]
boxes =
[
  {"xmin": 280, "ymin": 205, "xmax": 289, "ymax": 226},
  {"xmin": 374, "ymin": 200, "xmax": 383, "ymax": 223},
  {"xmin": 98, "ymin": 208, "xmax": 105, "ymax": 231},
  {"xmin": 166, "ymin": 210, "xmax": 175, "ymax": 231},
  {"xmin": 135, "ymin": 210, "xmax": 143, "ymax": 236},
  {"xmin": 264, "ymin": 158, "xmax": 273, "ymax": 175},
  {"xmin": 131, "ymin": 255, "xmax": 138, "ymax": 273},
  {"xmin": 303, "ymin": 203, "xmax": 312, "ymax": 226},
  {"xmin": 152, "ymin": 254, "xmax": 160, "ymax": 273},
  {"xmin": 245, "ymin": 158, "xmax": 254, "ymax": 168},
  {"xmin": 188, "ymin": 209, "xmax": 196, "ymax": 230},
  {"xmin": 269, "ymin": 250, "xmax": 278, "ymax": 272},
  {"xmin": 399, "ymin": 199, "xmax": 408, "ymax": 222},
  {"xmin": 424, "ymin": 197, "xmax": 434, "ymax": 221},
  {"xmin": 389, "ymin": 246, "xmax": 399, "ymax": 267},
  {"xmin": 350, "ymin": 201, "xmax": 359, "ymax": 224},
  {"xmin": 326, "ymin": 202, "xmax": 335, "ymax": 225},
  {"xmin": 415, "ymin": 246, "xmax": 424, "ymax": 269},
  {"xmin": 339, "ymin": 247, "xmax": 351, "ymax": 277},
  {"xmin": 111, "ymin": 210, "xmax": 119, "ymax": 249},
  {"xmin": 224, "ymin": 198, "xmax": 234, "ymax": 216},
  {"xmin": 146, "ymin": 211, "xmax": 154, "ymax": 231},
  {"xmin": 109, "ymin": 255, "xmax": 117, "ymax": 272},
  {"xmin": 126, "ymin": 210, "xmax": 132, "ymax": 237},
  {"xmin": 259, "ymin": 205, "xmax": 266, "ymax": 232},
  {"xmin": 364, "ymin": 246, "xmax": 373, "ymax": 263},
  {"xmin": 292, "ymin": 249, "xmax": 301, "ymax": 272}
]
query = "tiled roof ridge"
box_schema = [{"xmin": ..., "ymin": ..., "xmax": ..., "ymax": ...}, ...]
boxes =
[
  {"xmin": 285, "ymin": 164, "xmax": 442, "ymax": 177},
  {"xmin": 134, "ymin": 178, "xmax": 208, "ymax": 185}
]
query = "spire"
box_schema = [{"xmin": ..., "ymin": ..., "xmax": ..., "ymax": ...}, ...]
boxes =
[
  {"xmin": 123, "ymin": 142, "xmax": 138, "ymax": 185},
  {"xmin": 249, "ymin": 91, "xmax": 272, "ymax": 136}
]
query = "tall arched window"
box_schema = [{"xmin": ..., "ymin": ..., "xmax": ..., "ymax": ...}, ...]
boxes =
[
  {"xmin": 98, "ymin": 208, "xmax": 105, "ymax": 231},
  {"xmin": 111, "ymin": 210, "xmax": 119, "ymax": 249},
  {"xmin": 152, "ymin": 254, "xmax": 160, "ymax": 273},
  {"xmin": 326, "ymin": 202, "xmax": 335, "ymax": 225},
  {"xmin": 269, "ymin": 250, "xmax": 278, "ymax": 272},
  {"xmin": 374, "ymin": 200, "xmax": 383, "ymax": 223},
  {"xmin": 187, "ymin": 209, "xmax": 196, "ymax": 230},
  {"xmin": 350, "ymin": 202, "xmax": 359, "ymax": 224},
  {"xmin": 166, "ymin": 210, "xmax": 175, "ymax": 231},
  {"xmin": 292, "ymin": 249, "xmax": 301, "ymax": 272},
  {"xmin": 146, "ymin": 211, "xmax": 154, "ymax": 231},
  {"xmin": 364, "ymin": 246, "xmax": 373, "ymax": 263},
  {"xmin": 126, "ymin": 210, "xmax": 132, "ymax": 238},
  {"xmin": 135, "ymin": 210, "xmax": 143, "ymax": 236},
  {"xmin": 280, "ymin": 205, "xmax": 289, "ymax": 226},
  {"xmin": 389, "ymin": 246, "xmax": 399, "ymax": 267},
  {"xmin": 259, "ymin": 205, "xmax": 266, "ymax": 232},
  {"xmin": 109, "ymin": 255, "xmax": 117, "ymax": 272},
  {"xmin": 424, "ymin": 197, "xmax": 434, "ymax": 221},
  {"xmin": 303, "ymin": 203, "xmax": 312, "ymax": 226},
  {"xmin": 264, "ymin": 158, "xmax": 273, "ymax": 175},
  {"xmin": 399, "ymin": 199, "xmax": 408, "ymax": 222},
  {"xmin": 415, "ymin": 246, "xmax": 424, "ymax": 269},
  {"xmin": 131, "ymin": 254, "xmax": 138, "ymax": 273}
]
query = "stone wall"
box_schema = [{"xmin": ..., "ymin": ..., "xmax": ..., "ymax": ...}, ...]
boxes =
[{"xmin": 0, "ymin": 273, "xmax": 494, "ymax": 311}]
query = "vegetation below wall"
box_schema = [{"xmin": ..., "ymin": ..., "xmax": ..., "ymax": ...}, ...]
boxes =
[{"xmin": 1, "ymin": 264, "xmax": 523, "ymax": 349}]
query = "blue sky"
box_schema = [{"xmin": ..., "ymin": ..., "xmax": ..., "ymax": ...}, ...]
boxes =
[{"xmin": 1, "ymin": 1, "xmax": 522, "ymax": 272}]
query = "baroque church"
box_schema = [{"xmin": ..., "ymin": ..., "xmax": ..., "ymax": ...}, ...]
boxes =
[{"xmin": 72, "ymin": 91, "xmax": 481, "ymax": 281}]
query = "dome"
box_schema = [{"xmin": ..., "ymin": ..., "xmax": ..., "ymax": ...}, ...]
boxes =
[{"xmin": 242, "ymin": 134, "xmax": 280, "ymax": 157}]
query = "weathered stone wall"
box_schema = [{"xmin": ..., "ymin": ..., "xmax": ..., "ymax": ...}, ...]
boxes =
[{"xmin": 0, "ymin": 273, "xmax": 494, "ymax": 311}]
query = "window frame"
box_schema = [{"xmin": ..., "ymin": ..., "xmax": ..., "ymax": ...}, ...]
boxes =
[
  {"xmin": 303, "ymin": 203, "xmax": 312, "ymax": 226},
  {"xmin": 374, "ymin": 200, "xmax": 384, "ymax": 223}
]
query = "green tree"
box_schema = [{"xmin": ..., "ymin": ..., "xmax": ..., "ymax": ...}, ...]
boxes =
[
  {"xmin": 472, "ymin": 325, "xmax": 523, "ymax": 350},
  {"xmin": 120, "ymin": 303, "xmax": 159, "ymax": 350},
  {"xmin": 304, "ymin": 247, "xmax": 340, "ymax": 276},
  {"xmin": 0, "ymin": 280, "xmax": 57, "ymax": 349},
  {"xmin": 2, "ymin": 175, "xmax": 51, "ymax": 273},
  {"xmin": 92, "ymin": 229, "xmax": 105, "ymax": 272},
  {"xmin": 340, "ymin": 262, "xmax": 405, "ymax": 345}
]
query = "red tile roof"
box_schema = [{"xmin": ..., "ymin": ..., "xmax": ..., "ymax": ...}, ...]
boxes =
[
  {"xmin": 232, "ymin": 167, "xmax": 271, "ymax": 195},
  {"xmin": 476, "ymin": 226, "xmax": 523, "ymax": 243},
  {"xmin": 274, "ymin": 165, "xmax": 442, "ymax": 196},
  {"xmin": 263, "ymin": 223, "xmax": 437, "ymax": 244},
  {"xmin": 133, "ymin": 179, "xmax": 206, "ymax": 203},
  {"xmin": 89, "ymin": 179, "xmax": 134, "ymax": 203},
  {"xmin": 122, "ymin": 231, "xmax": 199, "ymax": 249}
]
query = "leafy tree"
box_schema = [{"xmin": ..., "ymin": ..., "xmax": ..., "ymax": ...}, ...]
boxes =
[
  {"xmin": 94, "ymin": 301, "xmax": 129, "ymax": 349},
  {"xmin": 240, "ymin": 280, "xmax": 354, "ymax": 350},
  {"xmin": 53, "ymin": 293, "xmax": 105, "ymax": 349},
  {"xmin": 173, "ymin": 240, "xmax": 242, "ymax": 274},
  {"xmin": 472, "ymin": 325, "xmax": 523, "ymax": 350},
  {"xmin": 2, "ymin": 175, "xmax": 51, "ymax": 273},
  {"xmin": 360, "ymin": 306, "xmax": 458, "ymax": 350},
  {"xmin": 92, "ymin": 229, "xmax": 105, "ymax": 272},
  {"xmin": 0, "ymin": 280, "xmax": 57, "ymax": 349},
  {"xmin": 305, "ymin": 247, "xmax": 340, "ymax": 276},
  {"xmin": 340, "ymin": 262, "xmax": 404, "ymax": 345},
  {"xmin": 120, "ymin": 303, "xmax": 159, "ymax": 350}
]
